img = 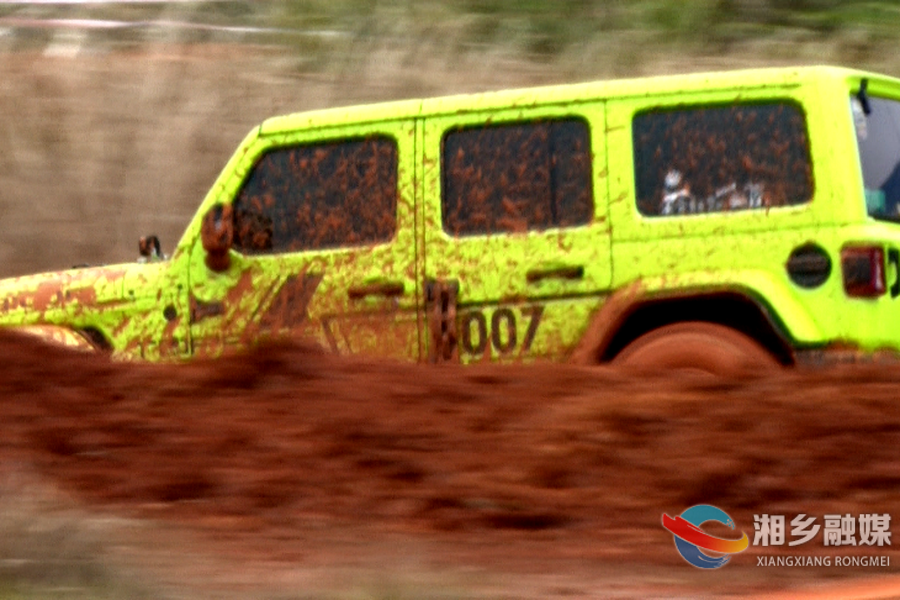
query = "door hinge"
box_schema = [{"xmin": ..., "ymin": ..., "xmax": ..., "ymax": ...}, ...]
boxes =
[
  {"xmin": 425, "ymin": 279, "xmax": 459, "ymax": 363},
  {"xmin": 189, "ymin": 295, "xmax": 224, "ymax": 324}
]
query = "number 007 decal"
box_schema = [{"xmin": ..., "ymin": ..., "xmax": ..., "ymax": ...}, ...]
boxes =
[{"xmin": 459, "ymin": 305, "xmax": 544, "ymax": 355}]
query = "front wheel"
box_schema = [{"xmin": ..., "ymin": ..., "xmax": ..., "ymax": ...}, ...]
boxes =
[{"xmin": 611, "ymin": 322, "xmax": 780, "ymax": 375}]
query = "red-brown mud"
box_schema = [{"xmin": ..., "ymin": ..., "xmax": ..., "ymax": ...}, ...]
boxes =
[{"xmin": 1, "ymin": 331, "xmax": 900, "ymax": 596}]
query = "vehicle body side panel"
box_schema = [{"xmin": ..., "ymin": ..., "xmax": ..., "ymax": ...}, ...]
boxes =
[
  {"xmin": 186, "ymin": 120, "xmax": 421, "ymax": 361},
  {"xmin": 420, "ymin": 101, "xmax": 612, "ymax": 363}
]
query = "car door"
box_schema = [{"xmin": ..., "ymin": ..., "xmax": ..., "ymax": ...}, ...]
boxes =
[
  {"xmin": 420, "ymin": 103, "xmax": 611, "ymax": 363},
  {"xmin": 187, "ymin": 120, "xmax": 421, "ymax": 361}
]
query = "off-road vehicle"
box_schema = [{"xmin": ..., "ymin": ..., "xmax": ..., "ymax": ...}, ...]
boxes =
[{"xmin": 2, "ymin": 66, "xmax": 897, "ymax": 370}]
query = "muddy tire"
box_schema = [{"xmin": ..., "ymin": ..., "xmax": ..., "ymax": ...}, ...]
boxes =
[{"xmin": 611, "ymin": 322, "xmax": 779, "ymax": 375}]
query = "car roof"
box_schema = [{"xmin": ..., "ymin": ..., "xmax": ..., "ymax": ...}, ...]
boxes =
[{"xmin": 258, "ymin": 65, "xmax": 887, "ymax": 136}]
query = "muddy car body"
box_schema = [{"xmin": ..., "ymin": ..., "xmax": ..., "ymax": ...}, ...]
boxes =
[{"xmin": 2, "ymin": 65, "xmax": 899, "ymax": 367}]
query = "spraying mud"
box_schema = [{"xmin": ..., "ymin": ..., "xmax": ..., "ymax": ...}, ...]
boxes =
[{"xmin": 0, "ymin": 331, "xmax": 899, "ymax": 597}]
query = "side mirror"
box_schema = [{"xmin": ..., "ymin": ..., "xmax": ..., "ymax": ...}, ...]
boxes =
[
  {"xmin": 138, "ymin": 234, "xmax": 164, "ymax": 262},
  {"xmin": 200, "ymin": 203, "xmax": 234, "ymax": 272}
]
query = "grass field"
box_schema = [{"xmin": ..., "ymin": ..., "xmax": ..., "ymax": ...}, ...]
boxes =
[
  {"xmin": 4, "ymin": 1, "xmax": 900, "ymax": 71},
  {"xmin": 0, "ymin": 1, "xmax": 899, "ymax": 275},
  {"xmin": 0, "ymin": 469, "xmax": 153, "ymax": 600}
]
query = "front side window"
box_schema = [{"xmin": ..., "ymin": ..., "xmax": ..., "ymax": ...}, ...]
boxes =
[
  {"xmin": 441, "ymin": 119, "xmax": 593, "ymax": 236},
  {"xmin": 233, "ymin": 136, "xmax": 398, "ymax": 254},
  {"xmin": 853, "ymin": 95, "xmax": 900, "ymax": 222},
  {"xmin": 633, "ymin": 103, "xmax": 814, "ymax": 217}
]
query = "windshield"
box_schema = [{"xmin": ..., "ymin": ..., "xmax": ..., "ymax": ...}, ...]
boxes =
[{"xmin": 854, "ymin": 94, "xmax": 900, "ymax": 222}]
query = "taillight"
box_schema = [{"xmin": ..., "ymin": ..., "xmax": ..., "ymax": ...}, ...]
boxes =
[{"xmin": 841, "ymin": 246, "xmax": 886, "ymax": 297}]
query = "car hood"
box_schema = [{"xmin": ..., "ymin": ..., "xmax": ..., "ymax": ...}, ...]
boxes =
[{"xmin": 0, "ymin": 264, "xmax": 130, "ymax": 325}]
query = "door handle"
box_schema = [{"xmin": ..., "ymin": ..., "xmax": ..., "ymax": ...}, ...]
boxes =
[
  {"xmin": 526, "ymin": 265, "xmax": 585, "ymax": 283},
  {"xmin": 348, "ymin": 281, "xmax": 405, "ymax": 299}
]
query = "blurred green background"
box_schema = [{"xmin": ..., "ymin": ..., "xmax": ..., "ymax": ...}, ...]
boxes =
[{"xmin": 0, "ymin": 0, "xmax": 898, "ymax": 275}]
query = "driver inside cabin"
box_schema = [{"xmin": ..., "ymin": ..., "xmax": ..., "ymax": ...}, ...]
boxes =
[{"xmin": 854, "ymin": 95, "xmax": 900, "ymax": 220}]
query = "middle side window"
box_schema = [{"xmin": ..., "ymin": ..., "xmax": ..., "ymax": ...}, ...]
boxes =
[{"xmin": 441, "ymin": 118, "xmax": 593, "ymax": 236}]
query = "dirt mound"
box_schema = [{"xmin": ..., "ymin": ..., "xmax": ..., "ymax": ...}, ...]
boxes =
[{"xmin": 0, "ymin": 331, "xmax": 898, "ymax": 594}]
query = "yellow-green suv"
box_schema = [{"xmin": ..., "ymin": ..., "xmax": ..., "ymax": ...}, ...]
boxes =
[{"xmin": 2, "ymin": 65, "xmax": 899, "ymax": 369}]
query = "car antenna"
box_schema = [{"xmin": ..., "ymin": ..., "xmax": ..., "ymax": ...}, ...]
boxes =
[{"xmin": 857, "ymin": 78, "xmax": 872, "ymax": 116}]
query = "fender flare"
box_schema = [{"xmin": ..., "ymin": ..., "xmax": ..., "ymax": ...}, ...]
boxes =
[{"xmin": 569, "ymin": 282, "xmax": 798, "ymax": 366}]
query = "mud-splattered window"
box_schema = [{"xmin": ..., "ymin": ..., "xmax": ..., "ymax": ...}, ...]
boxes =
[
  {"xmin": 633, "ymin": 103, "xmax": 814, "ymax": 217},
  {"xmin": 441, "ymin": 119, "xmax": 593, "ymax": 236},
  {"xmin": 232, "ymin": 136, "xmax": 397, "ymax": 253}
]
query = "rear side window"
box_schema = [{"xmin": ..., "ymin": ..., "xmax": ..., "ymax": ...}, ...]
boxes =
[
  {"xmin": 633, "ymin": 102, "xmax": 814, "ymax": 217},
  {"xmin": 442, "ymin": 119, "xmax": 593, "ymax": 236},
  {"xmin": 233, "ymin": 136, "xmax": 397, "ymax": 254}
]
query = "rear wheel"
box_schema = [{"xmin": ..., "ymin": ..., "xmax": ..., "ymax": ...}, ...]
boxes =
[{"xmin": 611, "ymin": 322, "xmax": 780, "ymax": 375}]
